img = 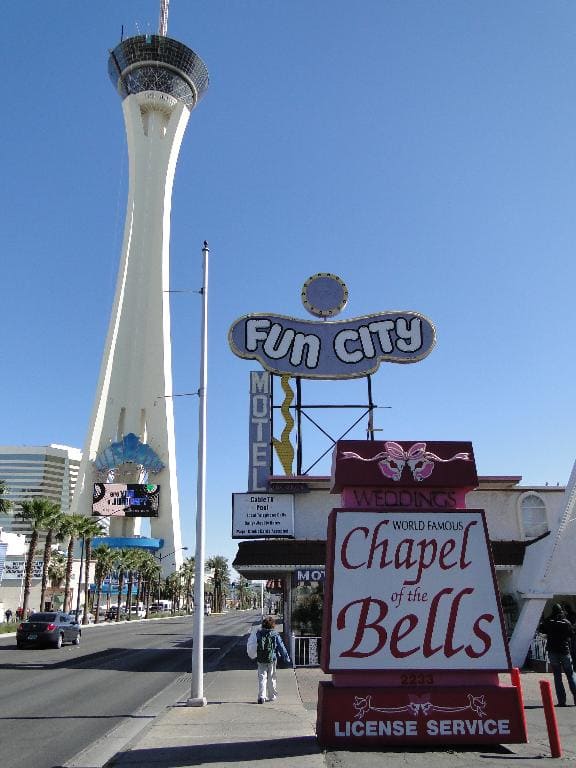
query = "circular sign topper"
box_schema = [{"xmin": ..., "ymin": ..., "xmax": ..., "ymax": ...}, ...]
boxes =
[{"xmin": 301, "ymin": 273, "xmax": 349, "ymax": 318}]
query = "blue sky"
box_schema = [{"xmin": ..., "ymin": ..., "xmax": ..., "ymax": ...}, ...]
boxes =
[{"xmin": 2, "ymin": 1, "xmax": 576, "ymax": 569}]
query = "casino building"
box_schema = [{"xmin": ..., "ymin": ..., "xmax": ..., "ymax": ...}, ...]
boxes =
[{"xmin": 0, "ymin": 444, "xmax": 82, "ymax": 537}]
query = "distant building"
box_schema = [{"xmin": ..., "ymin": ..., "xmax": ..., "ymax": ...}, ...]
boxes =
[
  {"xmin": 0, "ymin": 445, "xmax": 82, "ymax": 536},
  {"xmin": 0, "ymin": 526, "xmax": 86, "ymax": 616}
]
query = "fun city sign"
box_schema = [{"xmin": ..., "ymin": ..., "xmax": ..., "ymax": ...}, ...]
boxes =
[
  {"xmin": 316, "ymin": 440, "xmax": 527, "ymax": 748},
  {"xmin": 228, "ymin": 273, "xmax": 436, "ymax": 379}
]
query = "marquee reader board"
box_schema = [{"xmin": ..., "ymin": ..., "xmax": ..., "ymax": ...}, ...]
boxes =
[
  {"xmin": 232, "ymin": 493, "xmax": 295, "ymax": 539},
  {"xmin": 322, "ymin": 508, "xmax": 510, "ymax": 672}
]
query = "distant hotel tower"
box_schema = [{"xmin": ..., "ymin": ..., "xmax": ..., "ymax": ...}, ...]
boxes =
[{"xmin": 71, "ymin": 13, "xmax": 208, "ymax": 571}]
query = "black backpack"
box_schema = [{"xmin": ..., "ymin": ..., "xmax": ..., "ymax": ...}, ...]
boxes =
[{"xmin": 257, "ymin": 631, "xmax": 276, "ymax": 663}]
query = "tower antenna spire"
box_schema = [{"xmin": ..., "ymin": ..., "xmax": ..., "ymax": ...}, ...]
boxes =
[{"xmin": 159, "ymin": 0, "xmax": 170, "ymax": 36}]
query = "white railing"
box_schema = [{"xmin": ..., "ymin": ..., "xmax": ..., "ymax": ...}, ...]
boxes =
[
  {"xmin": 291, "ymin": 632, "xmax": 549, "ymax": 668},
  {"xmin": 291, "ymin": 632, "xmax": 549, "ymax": 669},
  {"xmin": 291, "ymin": 634, "xmax": 322, "ymax": 667},
  {"xmin": 530, "ymin": 632, "xmax": 548, "ymax": 666}
]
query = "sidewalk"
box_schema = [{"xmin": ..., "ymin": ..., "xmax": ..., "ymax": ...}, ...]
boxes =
[
  {"xmin": 106, "ymin": 636, "xmax": 323, "ymax": 768},
  {"xmin": 105, "ymin": 639, "xmax": 576, "ymax": 768}
]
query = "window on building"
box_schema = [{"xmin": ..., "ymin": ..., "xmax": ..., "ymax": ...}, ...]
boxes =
[{"xmin": 519, "ymin": 494, "xmax": 548, "ymax": 539}]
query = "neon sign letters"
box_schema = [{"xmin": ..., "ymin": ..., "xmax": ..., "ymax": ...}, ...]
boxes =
[{"xmin": 228, "ymin": 311, "xmax": 436, "ymax": 379}]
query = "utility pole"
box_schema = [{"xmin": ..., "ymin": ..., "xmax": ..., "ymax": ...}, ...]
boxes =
[{"xmin": 189, "ymin": 241, "xmax": 209, "ymax": 707}]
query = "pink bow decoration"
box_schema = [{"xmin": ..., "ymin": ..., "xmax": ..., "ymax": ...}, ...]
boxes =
[{"xmin": 340, "ymin": 441, "xmax": 471, "ymax": 482}]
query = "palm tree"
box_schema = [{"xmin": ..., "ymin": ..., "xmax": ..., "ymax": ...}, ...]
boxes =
[
  {"xmin": 236, "ymin": 577, "xmax": 255, "ymax": 610},
  {"xmin": 93, "ymin": 544, "xmax": 115, "ymax": 623},
  {"xmin": 166, "ymin": 571, "xmax": 182, "ymax": 612},
  {"xmin": 136, "ymin": 552, "xmax": 152, "ymax": 606},
  {"xmin": 123, "ymin": 548, "xmax": 145, "ymax": 620},
  {"xmin": 58, "ymin": 514, "xmax": 87, "ymax": 612},
  {"xmin": 39, "ymin": 503, "xmax": 64, "ymax": 611},
  {"xmin": 113, "ymin": 548, "xmax": 134, "ymax": 621},
  {"xmin": 135, "ymin": 550, "xmax": 159, "ymax": 613},
  {"xmin": 78, "ymin": 517, "xmax": 106, "ymax": 624},
  {"xmin": 17, "ymin": 498, "xmax": 55, "ymax": 617},
  {"xmin": 47, "ymin": 550, "xmax": 67, "ymax": 589},
  {"xmin": 0, "ymin": 480, "xmax": 11, "ymax": 514},
  {"xmin": 140, "ymin": 555, "xmax": 160, "ymax": 618},
  {"xmin": 180, "ymin": 557, "xmax": 195, "ymax": 613},
  {"xmin": 206, "ymin": 555, "xmax": 230, "ymax": 614}
]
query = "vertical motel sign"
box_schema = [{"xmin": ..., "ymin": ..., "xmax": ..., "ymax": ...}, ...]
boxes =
[{"xmin": 248, "ymin": 370, "xmax": 271, "ymax": 492}]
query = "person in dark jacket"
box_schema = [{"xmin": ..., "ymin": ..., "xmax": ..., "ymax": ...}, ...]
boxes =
[
  {"xmin": 562, "ymin": 603, "xmax": 576, "ymax": 667},
  {"xmin": 255, "ymin": 616, "xmax": 291, "ymax": 704},
  {"xmin": 540, "ymin": 603, "xmax": 576, "ymax": 706}
]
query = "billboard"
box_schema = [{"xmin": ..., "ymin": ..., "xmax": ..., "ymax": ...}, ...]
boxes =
[
  {"xmin": 92, "ymin": 483, "xmax": 160, "ymax": 517},
  {"xmin": 2, "ymin": 560, "xmax": 43, "ymax": 579},
  {"xmin": 322, "ymin": 509, "xmax": 510, "ymax": 672}
]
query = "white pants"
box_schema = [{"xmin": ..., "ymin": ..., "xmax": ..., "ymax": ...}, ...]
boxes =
[{"xmin": 257, "ymin": 659, "xmax": 277, "ymax": 700}]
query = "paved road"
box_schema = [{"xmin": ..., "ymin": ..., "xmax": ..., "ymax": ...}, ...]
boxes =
[{"xmin": 0, "ymin": 610, "xmax": 259, "ymax": 768}]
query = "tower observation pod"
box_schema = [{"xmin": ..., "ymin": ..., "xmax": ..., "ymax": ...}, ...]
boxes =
[{"xmin": 70, "ymin": 32, "xmax": 209, "ymax": 571}]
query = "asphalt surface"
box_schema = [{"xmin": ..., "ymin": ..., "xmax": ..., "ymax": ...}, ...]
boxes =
[{"xmin": 0, "ymin": 611, "xmax": 255, "ymax": 768}]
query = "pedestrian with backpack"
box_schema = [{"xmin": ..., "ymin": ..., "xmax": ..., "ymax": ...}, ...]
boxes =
[{"xmin": 248, "ymin": 616, "xmax": 291, "ymax": 704}]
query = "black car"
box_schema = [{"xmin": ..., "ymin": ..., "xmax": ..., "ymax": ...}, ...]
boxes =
[
  {"xmin": 16, "ymin": 611, "xmax": 81, "ymax": 649},
  {"xmin": 105, "ymin": 606, "xmax": 127, "ymax": 621}
]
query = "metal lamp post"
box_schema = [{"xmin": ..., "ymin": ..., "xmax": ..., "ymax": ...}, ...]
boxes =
[
  {"xmin": 189, "ymin": 241, "xmax": 209, "ymax": 707},
  {"xmin": 74, "ymin": 538, "xmax": 86, "ymax": 616}
]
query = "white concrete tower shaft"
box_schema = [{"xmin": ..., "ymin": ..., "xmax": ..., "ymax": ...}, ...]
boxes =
[{"xmin": 71, "ymin": 35, "xmax": 208, "ymax": 572}]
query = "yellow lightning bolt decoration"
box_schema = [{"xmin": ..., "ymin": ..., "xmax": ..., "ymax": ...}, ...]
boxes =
[{"xmin": 272, "ymin": 375, "xmax": 295, "ymax": 475}]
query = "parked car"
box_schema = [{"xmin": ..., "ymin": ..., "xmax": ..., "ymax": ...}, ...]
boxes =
[
  {"xmin": 68, "ymin": 609, "xmax": 95, "ymax": 624},
  {"xmin": 16, "ymin": 611, "xmax": 81, "ymax": 649},
  {"xmin": 105, "ymin": 605, "xmax": 127, "ymax": 620},
  {"xmin": 150, "ymin": 600, "xmax": 172, "ymax": 613},
  {"xmin": 124, "ymin": 603, "xmax": 146, "ymax": 618}
]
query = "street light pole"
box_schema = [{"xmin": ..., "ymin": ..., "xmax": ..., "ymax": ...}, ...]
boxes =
[
  {"xmin": 75, "ymin": 537, "xmax": 86, "ymax": 616},
  {"xmin": 189, "ymin": 241, "xmax": 209, "ymax": 707}
]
